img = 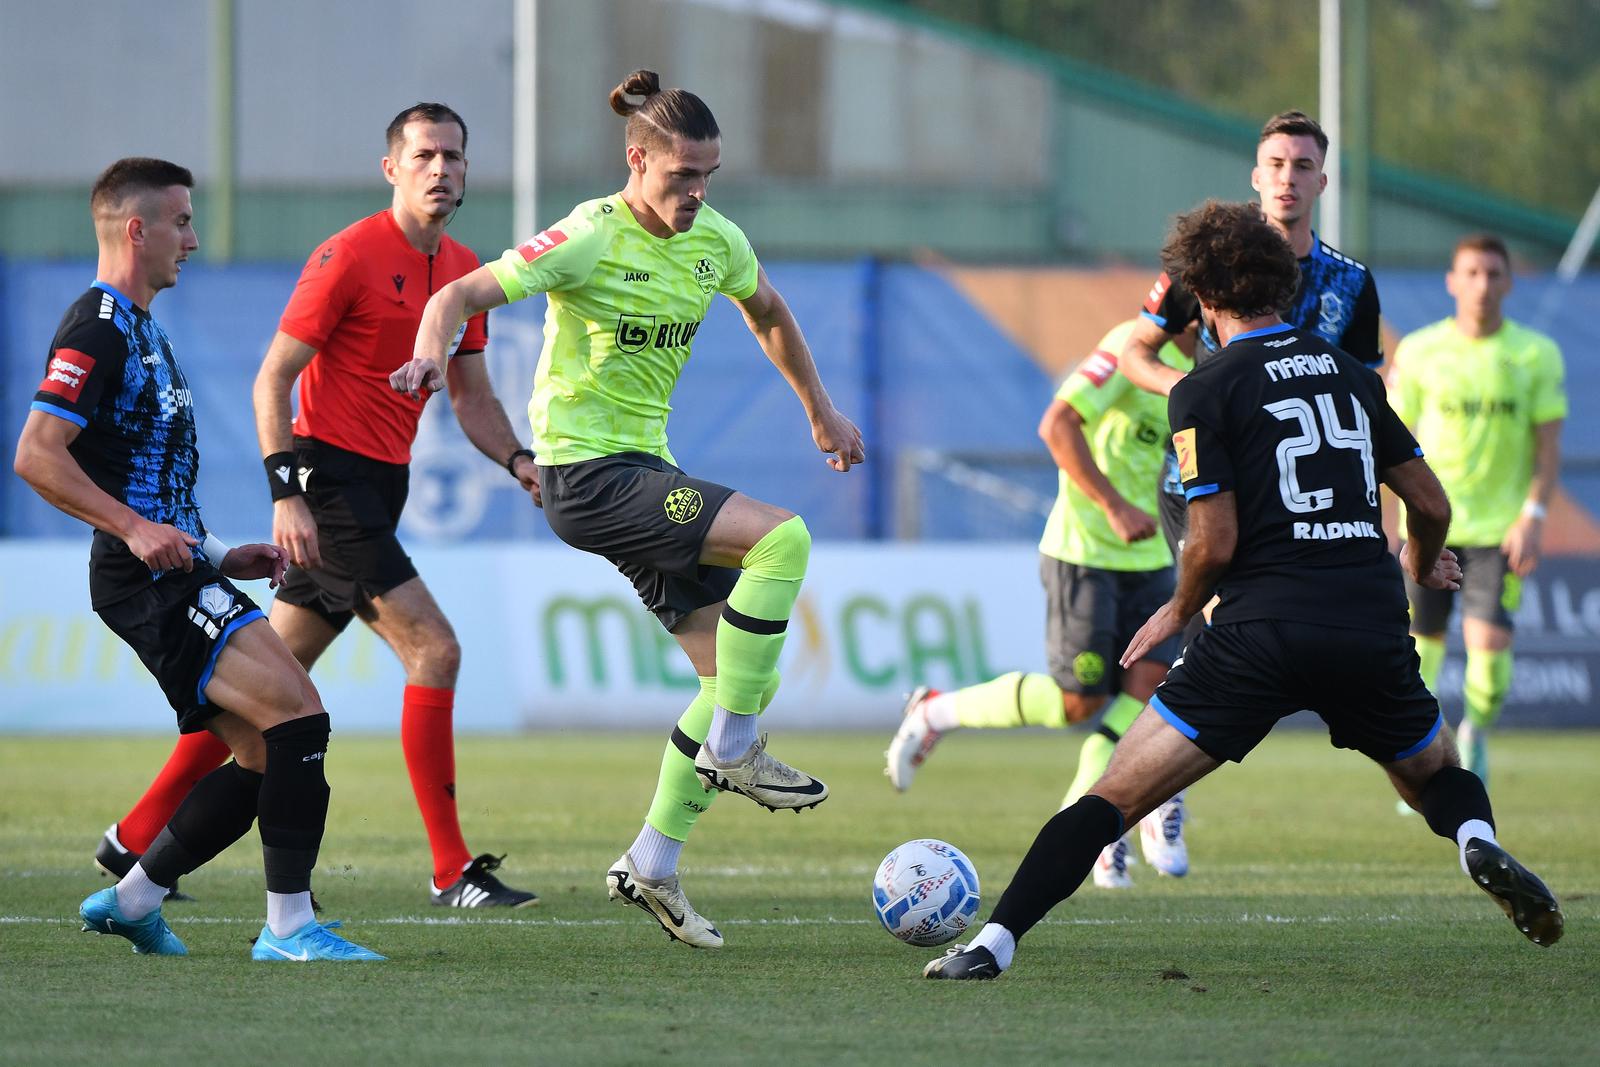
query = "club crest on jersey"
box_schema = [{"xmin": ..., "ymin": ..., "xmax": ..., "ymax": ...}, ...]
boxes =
[
  {"xmin": 693, "ymin": 257, "xmax": 718, "ymax": 294},
  {"xmin": 664, "ymin": 487, "xmax": 703, "ymax": 525},
  {"xmin": 616, "ymin": 313, "xmax": 656, "ymax": 354},
  {"xmin": 40, "ymin": 349, "xmax": 95, "ymax": 402},
  {"xmin": 1173, "ymin": 427, "xmax": 1199, "ymax": 481}
]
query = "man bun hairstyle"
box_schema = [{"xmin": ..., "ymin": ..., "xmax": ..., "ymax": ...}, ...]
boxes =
[
  {"xmin": 90, "ymin": 157, "xmax": 193, "ymax": 218},
  {"xmin": 609, "ymin": 69, "xmax": 720, "ymax": 150},
  {"xmin": 1160, "ymin": 200, "xmax": 1300, "ymax": 320},
  {"xmin": 1259, "ymin": 109, "xmax": 1329, "ymax": 157},
  {"xmin": 386, "ymin": 102, "xmax": 468, "ymax": 154}
]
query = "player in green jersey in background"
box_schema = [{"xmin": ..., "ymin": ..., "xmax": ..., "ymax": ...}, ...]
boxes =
[
  {"xmin": 392, "ymin": 70, "xmax": 863, "ymax": 949},
  {"xmin": 887, "ymin": 319, "xmax": 1195, "ymax": 886},
  {"xmin": 1388, "ymin": 234, "xmax": 1566, "ymax": 785}
]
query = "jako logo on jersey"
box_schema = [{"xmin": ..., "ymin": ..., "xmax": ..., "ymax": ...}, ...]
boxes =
[
  {"xmin": 624, "ymin": 270, "xmax": 650, "ymax": 282},
  {"xmin": 1292, "ymin": 520, "xmax": 1382, "ymax": 541},
  {"xmin": 39, "ymin": 349, "xmax": 95, "ymax": 403},
  {"xmin": 664, "ymin": 487, "xmax": 703, "ymax": 524},
  {"xmin": 1077, "ymin": 349, "xmax": 1118, "ymax": 387},
  {"xmin": 693, "ymin": 258, "xmax": 718, "ymax": 294},
  {"xmin": 517, "ymin": 228, "xmax": 568, "ymax": 261}
]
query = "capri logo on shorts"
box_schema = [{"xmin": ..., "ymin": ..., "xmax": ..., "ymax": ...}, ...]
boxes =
[
  {"xmin": 1073, "ymin": 651, "xmax": 1106, "ymax": 686},
  {"xmin": 664, "ymin": 487, "xmax": 703, "ymax": 524}
]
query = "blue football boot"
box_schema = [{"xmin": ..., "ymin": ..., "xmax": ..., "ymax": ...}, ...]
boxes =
[
  {"xmin": 79, "ymin": 887, "xmax": 188, "ymax": 956},
  {"xmin": 250, "ymin": 919, "xmax": 386, "ymax": 961}
]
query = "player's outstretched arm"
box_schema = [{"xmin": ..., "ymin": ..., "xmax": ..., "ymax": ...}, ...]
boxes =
[
  {"xmin": 1121, "ymin": 491, "xmax": 1236, "ymax": 667},
  {"xmin": 392, "ymin": 266, "xmax": 511, "ymax": 399},
  {"xmin": 1383, "ymin": 458, "xmax": 1459, "ymax": 590},
  {"xmin": 1118, "ymin": 317, "xmax": 1187, "ymax": 397},
  {"xmin": 13, "ymin": 410, "xmax": 196, "ymax": 573},
  {"xmin": 446, "ymin": 352, "xmax": 541, "ymax": 506},
  {"xmin": 730, "ymin": 267, "xmax": 865, "ymax": 473},
  {"xmin": 1038, "ymin": 398, "xmax": 1155, "ymax": 543}
]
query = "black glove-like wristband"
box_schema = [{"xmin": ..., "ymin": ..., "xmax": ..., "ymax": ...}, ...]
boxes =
[
  {"xmin": 505, "ymin": 448, "xmax": 536, "ymax": 479},
  {"xmin": 264, "ymin": 452, "xmax": 302, "ymax": 500}
]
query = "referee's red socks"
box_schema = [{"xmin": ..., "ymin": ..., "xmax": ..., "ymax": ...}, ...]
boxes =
[
  {"xmin": 118, "ymin": 730, "xmax": 233, "ymax": 853},
  {"xmin": 401, "ymin": 684, "xmax": 473, "ymax": 886}
]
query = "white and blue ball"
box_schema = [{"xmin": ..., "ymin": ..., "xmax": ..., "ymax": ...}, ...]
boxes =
[{"xmin": 872, "ymin": 839, "xmax": 981, "ymax": 947}]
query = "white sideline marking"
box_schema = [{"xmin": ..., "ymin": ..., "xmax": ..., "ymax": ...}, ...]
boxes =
[{"xmin": 7, "ymin": 912, "xmax": 1429, "ymax": 929}]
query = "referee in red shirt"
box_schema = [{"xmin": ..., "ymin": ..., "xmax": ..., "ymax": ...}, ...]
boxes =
[{"xmin": 94, "ymin": 104, "xmax": 540, "ymax": 908}]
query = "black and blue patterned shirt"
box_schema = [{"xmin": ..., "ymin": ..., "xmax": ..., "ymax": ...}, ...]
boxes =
[{"xmin": 31, "ymin": 281, "xmax": 206, "ymax": 606}]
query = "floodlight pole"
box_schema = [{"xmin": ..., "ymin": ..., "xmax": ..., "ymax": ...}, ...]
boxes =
[
  {"xmin": 1319, "ymin": 0, "xmax": 1342, "ymax": 248},
  {"xmin": 208, "ymin": 0, "xmax": 237, "ymax": 262},
  {"xmin": 513, "ymin": 0, "xmax": 539, "ymax": 245}
]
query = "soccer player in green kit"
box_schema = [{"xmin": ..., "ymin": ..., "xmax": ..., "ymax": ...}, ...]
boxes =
[
  {"xmin": 391, "ymin": 70, "xmax": 864, "ymax": 949},
  {"xmin": 1388, "ymin": 234, "xmax": 1566, "ymax": 785},
  {"xmin": 887, "ymin": 319, "xmax": 1194, "ymax": 886}
]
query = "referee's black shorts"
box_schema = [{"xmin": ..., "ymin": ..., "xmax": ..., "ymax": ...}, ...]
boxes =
[
  {"xmin": 541, "ymin": 452, "xmax": 739, "ymax": 632},
  {"xmin": 274, "ymin": 436, "xmax": 419, "ymax": 632},
  {"xmin": 1152, "ymin": 619, "xmax": 1442, "ymax": 765}
]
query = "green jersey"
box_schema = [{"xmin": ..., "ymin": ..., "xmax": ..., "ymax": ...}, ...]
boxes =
[
  {"xmin": 1039, "ymin": 319, "xmax": 1193, "ymax": 570},
  {"xmin": 487, "ymin": 194, "xmax": 761, "ymax": 465},
  {"xmin": 1390, "ymin": 317, "xmax": 1566, "ymax": 546}
]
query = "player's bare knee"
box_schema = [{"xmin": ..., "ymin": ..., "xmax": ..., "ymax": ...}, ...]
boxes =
[
  {"xmin": 228, "ymin": 733, "xmax": 267, "ymax": 771},
  {"xmin": 1060, "ymin": 692, "xmax": 1106, "ymax": 725},
  {"xmin": 411, "ymin": 626, "xmax": 461, "ymax": 682}
]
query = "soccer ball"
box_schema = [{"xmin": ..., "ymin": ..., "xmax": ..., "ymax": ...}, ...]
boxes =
[{"xmin": 872, "ymin": 839, "xmax": 981, "ymax": 947}]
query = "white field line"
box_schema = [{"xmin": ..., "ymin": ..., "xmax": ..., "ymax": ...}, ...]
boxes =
[{"xmin": 4, "ymin": 912, "xmax": 1447, "ymax": 929}]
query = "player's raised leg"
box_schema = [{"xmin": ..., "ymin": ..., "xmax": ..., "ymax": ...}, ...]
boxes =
[
  {"xmin": 691, "ymin": 494, "xmax": 826, "ymax": 811},
  {"xmin": 361, "ymin": 578, "xmax": 537, "ymax": 908},
  {"xmin": 93, "ymin": 730, "xmax": 231, "ymax": 900}
]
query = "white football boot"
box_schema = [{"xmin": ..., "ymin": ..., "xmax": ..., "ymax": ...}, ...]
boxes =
[
  {"xmin": 1139, "ymin": 791, "xmax": 1189, "ymax": 877},
  {"xmin": 885, "ymin": 686, "xmax": 944, "ymax": 792},
  {"xmin": 694, "ymin": 735, "xmax": 828, "ymax": 812},
  {"xmin": 606, "ymin": 852, "xmax": 723, "ymax": 949},
  {"xmin": 1092, "ymin": 833, "xmax": 1134, "ymax": 889}
]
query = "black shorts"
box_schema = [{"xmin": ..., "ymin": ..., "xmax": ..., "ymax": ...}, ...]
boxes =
[
  {"xmin": 1040, "ymin": 556, "xmax": 1179, "ymax": 695},
  {"xmin": 1157, "ymin": 451, "xmax": 1188, "ymax": 558},
  {"xmin": 1406, "ymin": 545, "xmax": 1520, "ymax": 633},
  {"xmin": 274, "ymin": 436, "xmax": 418, "ymax": 632},
  {"xmin": 1152, "ymin": 620, "xmax": 1442, "ymax": 764},
  {"xmin": 95, "ymin": 564, "xmax": 264, "ymax": 733},
  {"xmin": 541, "ymin": 452, "xmax": 739, "ymax": 631}
]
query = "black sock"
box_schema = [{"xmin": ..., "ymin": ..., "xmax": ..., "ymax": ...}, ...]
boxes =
[
  {"xmin": 988, "ymin": 795, "xmax": 1124, "ymax": 940},
  {"xmin": 140, "ymin": 760, "xmax": 264, "ymax": 888},
  {"xmin": 1418, "ymin": 765, "xmax": 1496, "ymax": 842},
  {"xmin": 259, "ymin": 713, "xmax": 331, "ymax": 894}
]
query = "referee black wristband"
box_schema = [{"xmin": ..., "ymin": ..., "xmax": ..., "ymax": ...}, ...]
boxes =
[
  {"xmin": 264, "ymin": 452, "xmax": 302, "ymax": 500},
  {"xmin": 505, "ymin": 448, "xmax": 536, "ymax": 479}
]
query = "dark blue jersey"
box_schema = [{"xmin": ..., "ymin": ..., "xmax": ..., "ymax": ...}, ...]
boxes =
[{"xmin": 30, "ymin": 282, "xmax": 206, "ymax": 607}]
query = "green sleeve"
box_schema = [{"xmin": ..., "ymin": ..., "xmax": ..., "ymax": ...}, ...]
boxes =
[
  {"xmin": 1389, "ymin": 344, "xmax": 1421, "ymax": 425},
  {"xmin": 1058, "ymin": 352, "xmax": 1128, "ymax": 424},
  {"xmin": 718, "ymin": 220, "xmax": 760, "ymax": 301},
  {"xmin": 1531, "ymin": 338, "xmax": 1569, "ymax": 424},
  {"xmin": 487, "ymin": 212, "xmax": 602, "ymax": 302}
]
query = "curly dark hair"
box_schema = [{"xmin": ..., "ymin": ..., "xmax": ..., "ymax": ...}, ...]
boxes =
[{"xmin": 1160, "ymin": 200, "xmax": 1300, "ymax": 319}]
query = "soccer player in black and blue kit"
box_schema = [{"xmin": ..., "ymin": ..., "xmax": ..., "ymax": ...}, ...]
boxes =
[
  {"xmin": 925, "ymin": 200, "xmax": 1562, "ymax": 981},
  {"xmin": 13, "ymin": 158, "xmax": 381, "ymax": 961}
]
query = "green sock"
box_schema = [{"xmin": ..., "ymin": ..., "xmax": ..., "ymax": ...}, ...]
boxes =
[
  {"xmin": 1414, "ymin": 634, "xmax": 1446, "ymax": 692},
  {"xmin": 645, "ymin": 673, "xmax": 780, "ymax": 841},
  {"xmin": 1464, "ymin": 647, "xmax": 1512, "ymax": 730},
  {"xmin": 953, "ymin": 672, "xmax": 1065, "ymax": 729},
  {"xmin": 1061, "ymin": 692, "xmax": 1144, "ymax": 807},
  {"xmin": 715, "ymin": 517, "xmax": 810, "ymax": 715}
]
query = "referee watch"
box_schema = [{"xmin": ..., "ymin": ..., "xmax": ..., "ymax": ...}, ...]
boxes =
[{"xmin": 506, "ymin": 448, "xmax": 536, "ymax": 479}]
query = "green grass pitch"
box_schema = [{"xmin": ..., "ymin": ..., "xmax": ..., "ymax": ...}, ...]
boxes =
[{"xmin": 2, "ymin": 729, "xmax": 1596, "ymax": 1065}]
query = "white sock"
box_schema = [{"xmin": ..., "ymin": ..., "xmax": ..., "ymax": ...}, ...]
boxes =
[
  {"xmin": 267, "ymin": 891, "xmax": 316, "ymax": 938},
  {"xmin": 968, "ymin": 922, "xmax": 1016, "ymax": 971},
  {"xmin": 707, "ymin": 705, "xmax": 759, "ymax": 762},
  {"xmin": 1456, "ymin": 819, "xmax": 1497, "ymax": 876},
  {"xmin": 629, "ymin": 824, "xmax": 684, "ymax": 882},
  {"xmin": 923, "ymin": 691, "xmax": 960, "ymax": 733},
  {"xmin": 113, "ymin": 864, "xmax": 169, "ymax": 921}
]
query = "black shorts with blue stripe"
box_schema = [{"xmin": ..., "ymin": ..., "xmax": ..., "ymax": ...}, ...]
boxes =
[
  {"xmin": 95, "ymin": 562, "xmax": 264, "ymax": 733},
  {"xmin": 1151, "ymin": 619, "xmax": 1441, "ymax": 764}
]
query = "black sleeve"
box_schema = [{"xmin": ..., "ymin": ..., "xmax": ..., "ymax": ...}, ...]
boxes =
[
  {"xmin": 1168, "ymin": 374, "xmax": 1234, "ymax": 499},
  {"xmin": 31, "ymin": 317, "xmax": 130, "ymax": 428},
  {"xmin": 1363, "ymin": 370, "xmax": 1420, "ymax": 470},
  {"xmin": 1338, "ymin": 271, "xmax": 1383, "ymax": 368},
  {"xmin": 1140, "ymin": 271, "xmax": 1202, "ymax": 335}
]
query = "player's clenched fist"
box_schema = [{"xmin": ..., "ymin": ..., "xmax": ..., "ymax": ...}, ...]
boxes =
[
  {"xmin": 390, "ymin": 357, "xmax": 447, "ymax": 399},
  {"xmin": 124, "ymin": 518, "xmax": 198, "ymax": 575}
]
